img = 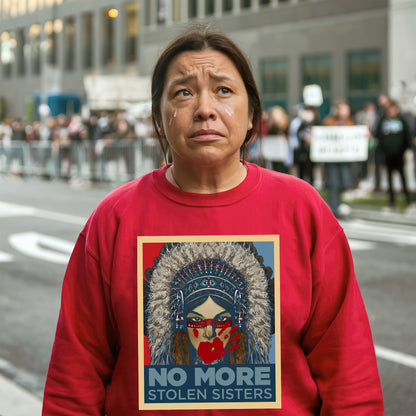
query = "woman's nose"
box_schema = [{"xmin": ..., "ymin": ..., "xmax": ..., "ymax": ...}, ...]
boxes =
[
  {"xmin": 204, "ymin": 323, "xmax": 215, "ymax": 339},
  {"xmin": 194, "ymin": 92, "xmax": 216, "ymax": 120}
]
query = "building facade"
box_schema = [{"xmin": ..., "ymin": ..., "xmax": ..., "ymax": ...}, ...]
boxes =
[{"xmin": 0, "ymin": 0, "xmax": 415, "ymax": 119}]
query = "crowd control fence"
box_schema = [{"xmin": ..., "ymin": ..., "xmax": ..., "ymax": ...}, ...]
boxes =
[{"xmin": 0, "ymin": 138, "xmax": 162, "ymax": 184}]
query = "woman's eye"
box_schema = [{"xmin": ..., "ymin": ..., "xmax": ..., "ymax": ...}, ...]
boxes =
[
  {"xmin": 176, "ymin": 89, "xmax": 191, "ymax": 97},
  {"xmin": 218, "ymin": 87, "xmax": 232, "ymax": 95},
  {"xmin": 189, "ymin": 316, "xmax": 202, "ymax": 322}
]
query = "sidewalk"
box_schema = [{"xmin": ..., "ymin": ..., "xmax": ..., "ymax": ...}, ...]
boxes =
[{"xmin": 0, "ymin": 374, "xmax": 42, "ymax": 416}]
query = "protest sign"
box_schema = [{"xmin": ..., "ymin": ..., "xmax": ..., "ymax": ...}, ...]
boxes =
[
  {"xmin": 260, "ymin": 135, "xmax": 289, "ymax": 162},
  {"xmin": 310, "ymin": 125, "xmax": 369, "ymax": 162}
]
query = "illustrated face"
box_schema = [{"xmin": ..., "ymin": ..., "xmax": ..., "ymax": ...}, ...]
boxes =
[
  {"xmin": 159, "ymin": 49, "xmax": 253, "ymax": 168},
  {"xmin": 186, "ymin": 296, "xmax": 239, "ymax": 364}
]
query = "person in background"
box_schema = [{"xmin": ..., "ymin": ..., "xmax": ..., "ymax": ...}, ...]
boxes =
[
  {"xmin": 355, "ymin": 101, "xmax": 377, "ymax": 187},
  {"xmin": 373, "ymin": 94, "xmax": 391, "ymax": 191},
  {"xmin": 374, "ymin": 100, "xmax": 412, "ymax": 207},
  {"xmin": 294, "ymin": 105, "xmax": 320, "ymax": 185},
  {"xmin": 322, "ymin": 100, "xmax": 355, "ymax": 217},
  {"xmin": 266, "ymin": 105, "xmax": 290, "ymax": 173},
  {"xmin": 42, "ymin": 26, "xmax": 383, "ymax": 416}
]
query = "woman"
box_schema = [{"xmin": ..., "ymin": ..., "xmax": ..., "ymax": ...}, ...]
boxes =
[
  {"xmin": 42, "ymin": 27, "xmax": 384, "ymax": 415},
  {"xmin": 322, "ymin": 100, "xmax": 355, "ymax": 217}
]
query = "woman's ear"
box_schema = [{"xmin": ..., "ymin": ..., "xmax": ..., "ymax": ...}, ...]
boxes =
[
  {"xmin": 155, "ymin": 119, "xmax": 164, "ymax": 136},
  {"xmin": 247, "ymin": 108, "xmax": 254, "ymax": 131}
]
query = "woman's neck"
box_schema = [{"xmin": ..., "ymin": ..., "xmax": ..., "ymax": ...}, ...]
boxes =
[{"xmin": 166, "ymin": 158, "xmax": 247, "ymax": 194}]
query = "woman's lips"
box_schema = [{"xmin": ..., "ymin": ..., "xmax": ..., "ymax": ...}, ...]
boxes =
[{"xmin": 190, "ymin": 129, "xmax": 224, "ymax": 141}]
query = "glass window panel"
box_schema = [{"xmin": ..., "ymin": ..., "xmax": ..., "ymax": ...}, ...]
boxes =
[
  {"xmin": 260, "ymin": 58, "xmax": 288, "ymax": 109},
  {"xmin": 64, "ymin": 17, "xmax": 75, "ymax": 71},
  {"xmin": 125, "ymin": 2, "xmax": 138, "ymax": 63},
  {"xmin": 1, "ymin": 31, "xmax": 15, "ymax": 78},
  {"xmin": 16, "ymin": 28, "xmax": 25, "ymax": 76},
  {"xmin": 241, "ymin": 0, "xmax": 251, "ymax": 8},
  {"xmin": 188, "ymin": 0, "xmax": 197, "ymax": 18},
  {"xmin": 44, "ymin": 20, "xmax": 58, "ymax": 65},
  {"xmin": 157, "ymin": 0, "xmax": 166, "ymax": 24},
  {"xmin": 102, "ymin": 8, "xmax": 115, "ymax": 67},
  {"xmin": 301, "ymin": 55, "xmax": 331, "ymax": 94},
  {"xmin": 29, "ymin": 24, "xmax": 41, "ymax": 74},
  {"xmin": 206, "ymin": 0, "xmax": 215, "ymax": 15},
  {"xmin": 347, "ymin": 50, "xmax": 381, "ymax": 92},
  {"xmin": 223, "ymin": 0, "xmax": 233, "ymax": 12},
  {"xmin": 82, "ymin": 13, "xmax": 93, "ymax": 69}
]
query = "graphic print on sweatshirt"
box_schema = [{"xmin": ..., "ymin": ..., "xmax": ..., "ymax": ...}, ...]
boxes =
[{"xmin": 137, "ymin": 235, "xmax": 281, "ymax": 411}]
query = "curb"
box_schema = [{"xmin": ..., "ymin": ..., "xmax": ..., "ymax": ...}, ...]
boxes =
[{"xmin": 349, "ymin": 206, "xmax": 416, "ymax": 226}]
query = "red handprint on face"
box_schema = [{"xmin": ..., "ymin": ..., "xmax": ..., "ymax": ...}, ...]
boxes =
[{"xmin": 197, "ymin": 322, "xmax": 241, "ymax": 364}]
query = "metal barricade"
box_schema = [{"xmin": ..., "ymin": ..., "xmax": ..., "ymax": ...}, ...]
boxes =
[{"xmin": 0, "ymin": 138, "xmax": 162, "ymax": 183}]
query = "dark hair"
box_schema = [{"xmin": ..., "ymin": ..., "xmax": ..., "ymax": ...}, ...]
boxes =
[{"xmin": 151, "ymin": 25, "xmax": 262, "ymax": 159}]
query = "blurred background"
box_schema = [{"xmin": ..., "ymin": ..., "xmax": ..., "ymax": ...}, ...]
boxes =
[{"xmin": 1, "ymin": 1, "xmax": 416, "ymax": 415}]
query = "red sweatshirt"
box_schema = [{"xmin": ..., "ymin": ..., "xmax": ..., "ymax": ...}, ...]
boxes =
[{"xmin": 43, "ymin": 162, "xmax": 384, "ymax": 415}]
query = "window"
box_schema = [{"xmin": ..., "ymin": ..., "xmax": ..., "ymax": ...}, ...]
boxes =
[
  {"xmin": 125, "ymin": 3, "xmax": 138, "ymax": 63},
  {"xmin": 157, "ymin": 0, "xmax": 166, "ymax": 24},
  {"xmin": 347, "ymin": 50, "xmax": 381, "ymax": 111},
  {"xmin": 1, "ymin": 31, "xmax": 15, "ymax": 78},
  {"xmin": 44, "ymin": 20, "xmax": 58, "ymax": 66},
  {"xmin": 64, "ymin": 17, "xmax": 75, "ymax": 71},
  {"xmin": 16, "ymin": 28, "xmax": 25, "ymax": 76},
  {"xmin": 223, "ymin": 0, "xmax": 233, "ymax": 13},
  {"xmin": 102, "ymin": 8, "xmax": 115, "ymax": 67},
  {"xmin": 241, "ymin": 0, "xmax": 251, "ymax": 8},
  {"xmin": 301, "ymin": 55, "xmax": 331, "ymax": 116},
  {"xmin": 188, "ymin": 0, "xmax": 197, "ymax": 18},
  {"xmin": 29, "ymin": 24, "xmax": 41, "ymax": 75},
  {"xmin": 206, "ymin": 0, "xmax": 215, "ymax": 15},
  {"xmin": 260, "ymin": 58, "xmax": 288, "ymax": 110},
  {"xmin": 82, "ymin": 13, "xmax": 93, "ymax": 69}
]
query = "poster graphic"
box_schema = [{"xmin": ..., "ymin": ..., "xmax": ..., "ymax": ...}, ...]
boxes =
[{"xmin": 137, "ymin": 235, "xmax": 281, "ymax": 410}]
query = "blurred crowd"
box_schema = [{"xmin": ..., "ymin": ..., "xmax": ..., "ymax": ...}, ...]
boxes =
[
  {"xmin": 1, "ymin": 94, "xmax": 416, "ymax": 215},
  {"xmin": 249, "ymin": 94, "xmax": 416, "ymax": 216}
]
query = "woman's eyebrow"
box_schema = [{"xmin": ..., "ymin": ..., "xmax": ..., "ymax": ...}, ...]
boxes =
[
  {"xmin": 208, "ymin": 73, "xmax": 234, "ymax": 83},
  {"xmin": 187, "ymin": 311, "xmax": 203, "ymax": 317},
  {"xmin": 168, "ymin": 73, "xmax": 234, "ymax": 89},
  {"xmin": 169, "ymin": 75, "xmax": 196, "ymax": 89}
]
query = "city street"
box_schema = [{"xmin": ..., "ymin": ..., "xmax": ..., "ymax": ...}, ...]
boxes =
[{"xmin": 0, "ymin": 175, "xmax": 415, "ymax": 415}]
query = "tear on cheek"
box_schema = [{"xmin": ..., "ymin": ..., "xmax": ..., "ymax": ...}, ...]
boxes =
[
  {"xmin": 193, "ymin": 328, "xmax": 199, "ymax": 338},
  {"xmin": 168, "ymin": 109, "xmax": 177, "ymax": 126}
]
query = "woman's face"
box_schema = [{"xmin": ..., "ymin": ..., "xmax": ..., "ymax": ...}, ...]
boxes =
[
  {"xmin": 186, "ymin": 296, "xmax": 236, "ymax": 364},
  {"xmin": 159, "ymin": 49, "xmax": 253, "ymax": 167}
]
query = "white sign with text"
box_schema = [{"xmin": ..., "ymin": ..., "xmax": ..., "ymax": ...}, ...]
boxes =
[{"xmin": 310, "ymin": 126, "xmax": 369, "ymax": 162}]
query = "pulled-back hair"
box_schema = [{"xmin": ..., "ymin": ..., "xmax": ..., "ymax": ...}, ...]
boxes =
[{"xmin": 151, "ymin": 25, "xmax": 262, "ymax": 159}]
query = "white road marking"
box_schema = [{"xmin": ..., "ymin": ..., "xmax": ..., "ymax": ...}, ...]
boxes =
[
  {"xmin": 8, "ymin": 232, "xmax": 73, "ymax": 264},
  {"xmin": 341, "ymin": 219, "xmax": 416, "ymax": 245},
  {"xmin": 347, "ymin": 239, "xmax": 376, "ymax": 251},
  {"xmin": 0, "ymin": 250, "xmax": 13, "ymax": 263},
  {"xmin": 375, "ymin": 344, "xmax": 416, "ymax": 369},
  {"xmin": 0, "ymin": 201, "xmax": 86, "ymax": 225}
]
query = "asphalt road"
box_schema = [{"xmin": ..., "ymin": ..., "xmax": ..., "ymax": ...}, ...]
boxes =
[{"xmin": 0, "ymin": 175, "xmax": 415, "ymax": 415}]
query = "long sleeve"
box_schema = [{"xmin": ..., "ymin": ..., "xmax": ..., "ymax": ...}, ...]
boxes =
[
  {"xmin": 302, "ymin": 230, "xmax": 384, "ymax": 415},
  {"xmin": 42, "ymin": 232, "xmax": 118, "ymax": 416}
]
